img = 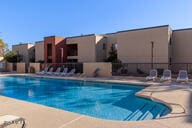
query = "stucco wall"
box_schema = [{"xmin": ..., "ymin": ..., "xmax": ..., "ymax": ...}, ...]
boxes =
[
  {"xmin": 105, "ymin": 34, "xmax": 118, "ymax": 58},
  {"xmin": 95, "ymin": 36, "xmax": 107, "ymax": 62},
  {"xmin": 17, "ymin": 63, "xmax": 26, "ymax": 73},
  {"xmin": 172, "ymin": 29, "xmax": 192, "ymax": 63},
  {"xmin": 29, "ymin": 63, "xmax": 41, "ymax": 73},
  {"xmin": 66, "ymin": 35, "xmax": 96, "ymax": 62},
  {"xmin": 83, "ymin": 63, "xmax": 112, "ymax": 77},
  {"xmin": 6, "ymin": 63, "xmax": 13, "ymax": 72},
  {"xmin": 12, "ymin": 44, "xmax": 34, "ymax": 62},
  {"xmin": 35, "ymin": 41, "xmax": 44, "ymax": 62},
  {"xmin": 115, "ymin": 26, "xmax": 170, "ymax": 63}
]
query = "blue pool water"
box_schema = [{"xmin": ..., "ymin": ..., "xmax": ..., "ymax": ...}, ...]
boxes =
[{"xmin": 0, "ymin": 76, "xmax": 171, "ymax": 121}]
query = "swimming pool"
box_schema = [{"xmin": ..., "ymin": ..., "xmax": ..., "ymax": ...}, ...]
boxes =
[{"xmin": 0, "ymin": 76, "xmax": 171, "ymax": 121}]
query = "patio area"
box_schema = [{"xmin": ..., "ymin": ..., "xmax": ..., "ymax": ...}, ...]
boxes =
[{"xmin": 0, "ymin": 74, "xmax": 192, "ymax": 128}]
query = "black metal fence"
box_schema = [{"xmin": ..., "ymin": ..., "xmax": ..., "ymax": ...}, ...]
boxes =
[
  {"xmin": 112, "ymin": 63, "xmax": 192, "ymax": 76},
  {"xmin": 41, "ymin": 63, "xmax": 83, "ymax": 73}
]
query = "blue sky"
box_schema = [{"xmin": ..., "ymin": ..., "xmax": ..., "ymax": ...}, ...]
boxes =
[{"xmin": 0, "ymin": 0, "xmax": 192, "ymax": 49}]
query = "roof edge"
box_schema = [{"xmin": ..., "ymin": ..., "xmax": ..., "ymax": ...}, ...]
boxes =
[
  {"xmin": 66, "ymin": 34, "xmax": 95, "ymax": 39},
  {"xmin": 117, "ymin": 25, "xmax": 170, "ymax": 34}
]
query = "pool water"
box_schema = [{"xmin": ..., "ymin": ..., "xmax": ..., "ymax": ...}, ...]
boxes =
[{"xmin": 0, "ymin": 76, "xmax": 171, "ymax": 121}]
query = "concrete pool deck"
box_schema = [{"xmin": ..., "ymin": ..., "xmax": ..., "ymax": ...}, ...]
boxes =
[{"xmin": 0, "ymin": 73, "xmax": 192, "ymax": 128}]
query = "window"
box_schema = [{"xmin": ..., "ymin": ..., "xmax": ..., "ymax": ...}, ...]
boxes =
[
  {"xmin": 67, "ymin": 59, "xmax": 78, "ymax": 62},
  {"xmin": 67, "ymin": 44, "xmax": 78, "ymax": 56},
  {"xmin": 112, "ymin": 43, "xmax": 117, "ymax": 50},
  {"xmin": 103, "ymin": 43, "xmax": 106, "ymax": 50},
  {"xmin": 47, "ymin": 44, "xmax": 52, "ymax": 56}
]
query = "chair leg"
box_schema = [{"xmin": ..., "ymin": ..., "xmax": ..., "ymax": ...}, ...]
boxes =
[{"xmin": 21, "ymin": 119, "xmax": 26, "ymax": 128}]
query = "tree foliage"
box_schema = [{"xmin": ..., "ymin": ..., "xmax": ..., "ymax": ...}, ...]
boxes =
[
  {"xmin": 106, "ymin": 46, "xmax": 121, "ymax": 63},
  {"xmin": 0, "ymin": 38, "xmax": 5, "ymax": 47},
  {"xmin": 0, "ymin": 38, "xmax": 8, "ymax": 56},
  {"xmin": 3, "ymin": 51, "xmax": 21, "ymax": 63}
]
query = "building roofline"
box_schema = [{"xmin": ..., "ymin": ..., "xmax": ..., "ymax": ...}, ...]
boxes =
[
  {"xmin": 44, "ymin": 35, "xmax": 65, "ymax": 39},
  {"xmin": 35, "ymin": 41, "xmax": 44, "ymax": 44},
  {"xmin": 12, "ymin": 43, "xmax": 34, "ymax": 46},
  {"xmin": 104, "ymin": 32, "xmax": 117, "ymax": 35},
  {"xmin": 116, "ymin": 25, "xmax": 170, "ymax": 34},
  {"xmin": 66, "ymin": 34, "xmax": 95, "ymax": 39},
  {"xmin": 173, "ymin": 28, "xmax": 192, "ymax": 32}
]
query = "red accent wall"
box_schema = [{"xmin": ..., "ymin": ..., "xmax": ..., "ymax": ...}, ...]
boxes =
[{"xmin": 44, "ymin": 36, "xmax": 67, "ymax": 63}]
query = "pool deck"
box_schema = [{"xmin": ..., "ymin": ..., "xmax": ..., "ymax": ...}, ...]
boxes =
[{"xmin": 0, "ymin": 73, "xmax": 192, "ymax": 128}]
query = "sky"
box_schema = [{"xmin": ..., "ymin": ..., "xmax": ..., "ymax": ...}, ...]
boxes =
[{"xmin": 0, "ymin": 0, "xmax": 192, "ymax": 49}]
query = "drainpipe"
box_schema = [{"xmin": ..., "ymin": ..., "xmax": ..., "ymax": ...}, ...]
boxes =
[{"xmin": 151, "ymin": 41, "xmax": 154, "ymax": 69}]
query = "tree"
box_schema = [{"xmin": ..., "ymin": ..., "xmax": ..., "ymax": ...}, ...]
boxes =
[
  {"xmin": 4, "ymin": 51, "xmax": 22, "ymax": 63},
  {"xmin": 0, "ymin": 38, "xmax": 8, "ymax": 56},
  {"xmin": 106, "ymin": 45, "xmax": 121, "ymax": 63},
  {"xmin": 29, "ymin": 47, "xmax": 35, "ymax": 62},
  {"xmin": 0, "ymin": 38, "xmax": 5, "ymax": 47}
]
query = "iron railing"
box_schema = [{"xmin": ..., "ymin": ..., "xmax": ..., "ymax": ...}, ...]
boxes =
[
  {"xmin": 112, "ymin": 63, "xmax": 192, "ymax": 76},
  {"xmin": 41, "ymin": 63, "xmax": 83, "ymax": 73}
]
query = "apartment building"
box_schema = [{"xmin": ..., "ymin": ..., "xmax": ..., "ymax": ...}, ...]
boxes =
[
  {"xmin": 44, "ymin": 36, "xmax": 67, "ymax": 63},
  {"xmin": 35, "ymin": 41, "xmax": 44, "ymax": 62},
  {"xmin": 66, "ymin": 34, "xmax": 107, "ymax": 62},
  {"xmin": 12, "ymin": 43, "xmax": 35, "ymax": 62},
  {"xmin": 12, "ymin": 25, "xmax": 192, "ymax": 66}
]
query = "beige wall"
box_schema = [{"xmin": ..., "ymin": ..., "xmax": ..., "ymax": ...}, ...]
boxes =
[
  {"xmin": 29, "ymin": 63, "xmax": 41, "ymax": 73},
  {"xmin": 83, "ymin": 63, "xmax": 112, "ymax": 77},
  {"xmin": 105, "ymin": 33, "xmax": 118, "ymax": 58},
  {"xmin": 6, "ymin": 63, "xmax": 13, "ymax": 72},
  {"xmin": 95, "ymin": 36, "xmax": 107, "ymax": 62},
  {"xmin": 172, "ymin": 29, "xmax": 192, "ymax": 63},
  {"xmin": 66, "ymin": 35, "xmax": 96, "ymax": 62},
  {"xmin": 17, "ymin": 63, "xmax": 26, "ymax": 73},
  {"xmin": 35, "ymin": 41, "xmax": 44, "ymax": 62},
  {"xmin": 12, "ymin": 43, "xmax": 34, "ymax": 62},
  {"xmin": 115, "ymin": 26, "xmax": 170, "ymax": 63}
]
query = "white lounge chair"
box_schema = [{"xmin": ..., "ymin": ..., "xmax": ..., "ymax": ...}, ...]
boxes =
[
  {"xmin": 0, "ymin": 115, "xmax": 25, "ymax": 128},
  {"xmin": 60, "ymin": 68, "xmax": 68, "ymax": 76},
  {"xmin": 160, "ymin": 69, "xmax": 172, "ymax": 81},
  {"xmin": 46, "ymin": 67, "xmax": 54, "ymax": 75},
  {"xmin": 36, "ymin": 67, "xmax": 48, "ymax": 75},
  {"xmin": 65, "ymin": 69, "xmax": 76, "ymax": 76},
  {"xmin": 146, "ymin": 69, "xmax": 158, "ymax": 81},
  {"xmin": 53, "ymin": 67, "xmax": 61, "ymax": 75},
  {"xmin": 177, "ymin": 70, "xmax": 189, "ymax": 83}
]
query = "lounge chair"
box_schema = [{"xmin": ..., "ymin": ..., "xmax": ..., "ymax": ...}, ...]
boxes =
[
  {"xmin": 93, "ymin": 68, "xmax": 100, "ymax": 77},
  {"xmin": 146, "ymin": 69, "xmax": 158, "ymax": 81},
  {"xmin": 46, "ymin": 67, "xmax": 54, "ymax": 75},
  {"xmin": 160, "ymin": 69, "xmax": 172, "ymax": 81},
  {"xmin": 53, "ymin": 67, "xmax": 61, "ymax": 75},
  {"xmin": 177, "ymin": 70, "xmax": 189, "ymax": 83},
  {"xmin": 0, "ymin": 115, "xmax": 25, "ymax": 128},
  {"xmin": 60, "ymin": 68, "xmax": 68, "ymax": 76},
  {"xmin": 65, "ymin": 69, "xmax": 76, "ymax": 76},
  {"xmin": 36, "ymin": 67, "xmax": 48, "ymax": 75}
]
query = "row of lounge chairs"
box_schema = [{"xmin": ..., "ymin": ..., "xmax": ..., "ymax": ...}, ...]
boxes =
[
  {"xmin": 146, "ymin": 69, "xmax": 189, "ymax": 83},
  {"xmin": 36, "ymin": 67, "xmax": 77, "ymax": 76},
  {"xmin": 0, "ymin": 115, "xmax": 25, "ymax": 128}
]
